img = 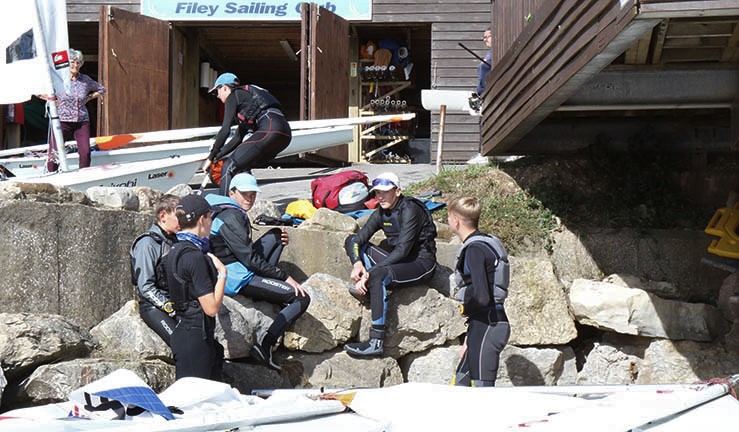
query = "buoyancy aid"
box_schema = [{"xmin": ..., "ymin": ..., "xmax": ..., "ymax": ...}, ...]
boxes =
[
  {"xmin": 452, "ymin": 234, "xmax": 510, "ymax": 305},
  {"xmin": 130, "ymin": 228, "xmax": 174, "ymax": 306},
  {"xmin": 166, "ymin": 242, "xmax": 205, "ymax": 317},
  {"xmin": 235, "ymin": 84, "xmax": 281, "ymax": 125}
]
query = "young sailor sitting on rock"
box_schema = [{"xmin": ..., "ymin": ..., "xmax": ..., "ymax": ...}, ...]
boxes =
[
  {"xmin": 448, "ymin": 196, "xmax": 510, "ymax": 387},
  {"xmin": 166, "ymin": 194, "xmax": 226, "ymax": 381},
  {"xmin": 206, "ymin": 173, "xmax": 310, "ymax": 371},
  {"xmin": 130, "ymin": 194, "xmax": 180, "ymax": 346},
  {"xmin": 343, "ymin": 172, "xmax": 437, "ymax": 357}
]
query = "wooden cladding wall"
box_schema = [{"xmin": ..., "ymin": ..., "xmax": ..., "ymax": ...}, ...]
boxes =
[
  {"xmin": 68, "ymin": 1, "xmax": 139, "ymax": 22},
  {"xmin": 482, "ymin": 0, "xmax": 644, "ymax": 154},
  {"xmin": 491, "ymin": 0, "xmax": 548, "ymax": 66},
  {"xmin": 374, "ymin": 0, "xmax": 493, "ymax": 161}
]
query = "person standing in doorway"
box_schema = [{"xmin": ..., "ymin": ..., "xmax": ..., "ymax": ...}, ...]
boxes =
[
  {"xmin": 203, "ymin": 73, "xmax": 291, "ymax": 194},
  {"xmin": 447, "ymin": 196, "xmax": 510, "ymax": 387},
  {"xmin": 468, "ymin": 28, "xmax": 493, "ymax": 165}
]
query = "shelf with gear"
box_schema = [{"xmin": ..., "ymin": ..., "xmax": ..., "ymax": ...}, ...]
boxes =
[{"xmin": 357, "ymin": 40, "xmax": 415, "ymax": 163}]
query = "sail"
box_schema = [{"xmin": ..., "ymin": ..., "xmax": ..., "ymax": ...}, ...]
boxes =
[{"xmin": 0, "ymin": 0, "xmax": 70, "ymax": 104}]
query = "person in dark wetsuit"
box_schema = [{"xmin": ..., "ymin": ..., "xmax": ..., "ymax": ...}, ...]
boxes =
[
  {"xmin": 343, "ymin": 172, "xmax": 437, "ymax": 357},
  {"xmin": 166, "ymin": 194, "xmax": 227, "ymax": 381},
  {"xmin": 203, "ymin": 73, "xmax": 291, "ymax": 195},
  {"xmin": 448, "ymin": 196, "xmax": 510, "ymax": 387},
  {"xmin": 130, "ymin": 194, "xmax": 180, "ymax": 346},
  {"xmin": 206, "ymin": 173, "xmax": 310, "ymax": 371}
]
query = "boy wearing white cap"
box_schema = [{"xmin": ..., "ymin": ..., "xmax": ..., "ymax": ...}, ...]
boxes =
[
  {"xmin": 206, "ymin": 173, "xmax": 309, "ymax": 370},
  {"xmin": 343, "ymin": 172, "xmax": 438, "ymax": 356}
]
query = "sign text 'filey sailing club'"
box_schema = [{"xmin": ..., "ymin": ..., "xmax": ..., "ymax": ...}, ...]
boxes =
[{"xmin": 140, "ymin": 0, "xmax": 372, "ymax": 21}]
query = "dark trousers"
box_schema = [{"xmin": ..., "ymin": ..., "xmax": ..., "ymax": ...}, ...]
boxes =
[
  {"xmin": 171, "ymin": 316, "xmax": 224, "ymax": 381},
  {"xmin": 47, "ymin": 121, "xmax": 91, "ymax": 172},
  {"xmin": 138, "ymin": 304, "xmax": 177, "ymax": 347},
  {"xmin": 218, "ymin": 113, "xmax": 291, "ymax": 194},
  {"xmin": 363, "ymin": 244, "xmax": 436, "ymax": 335},
  {"xmin": 455, "ymin": 310, "xmax": 510, "ymax": 386}
]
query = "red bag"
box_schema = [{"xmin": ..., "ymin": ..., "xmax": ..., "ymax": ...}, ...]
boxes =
[{"xmin": 311, "ymin": 170, "xmax": 369, "ymax": 211}]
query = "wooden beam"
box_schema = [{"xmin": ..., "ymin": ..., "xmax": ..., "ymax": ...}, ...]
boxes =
[
  {"xmin": 733, "ymin": 92, "xmax": 739, "ymax": 149},
  {"xmin": 721, "ymin": 22, "xmax": 739, "ymax": 62},
  {"xmin": 652, "ymin": 19, "xmax": 669, "ymax": 63},
  {"xmin": 637, "ymin": 1, "xmax": 739, "ymax": 19},
  {"xmin": 625, "ymin": 27, "xmax": 653, "ymax": 64}
]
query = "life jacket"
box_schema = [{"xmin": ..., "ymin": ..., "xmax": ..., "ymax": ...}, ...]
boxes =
[
  {"xmin": 165, "ymin": 242, "xmax": 206, "ymax": 317},
  {"xmin": 235, "ymin": 84, "xmax": 281, "ymax": 125},
  {"xmin": 381, "ymin": 196, "xmax": 437, "ymax": 256},
  {"xmin": 129, "ymin": 230, "xmax": 172, "ymax": 292},
  {"xmin": 452, "ymin": 234, "xmax": 509, "ymax": 304}
]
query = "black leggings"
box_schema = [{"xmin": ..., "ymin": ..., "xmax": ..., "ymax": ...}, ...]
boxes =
[
  {"xmin": 455, "ymin": 310, "xmax": 510, "ymax": 386},
  {"xmin": 138, "ymin": 305, "xmax": 177, "ymax": 347},
  {"xmin": 240, "ymin": 228, "xmax": 310, "ymax": 340},
  {"xmin": 363, "ymin": 244, "xmax": 436, "ymax": 330},
  {"xmin": 171, "ymin": 315, "xmax": 224, "ymax": 381},
  {"xmin": 219, "ymin": 112, "xmax": 291, "ymax": 194}
]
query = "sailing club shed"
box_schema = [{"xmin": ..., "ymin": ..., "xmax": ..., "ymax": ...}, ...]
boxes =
[{"xmin": 35, "ymin": 0, "xmax": 495, "ymax": 164}]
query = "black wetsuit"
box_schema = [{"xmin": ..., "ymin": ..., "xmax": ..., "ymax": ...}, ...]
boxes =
[
  {"xmin": 166, "ymin": 241, "xmax": 224, "ymax": 381},
  {"xmin": 130, "ymin": 224, "xmax": 178, "ymax": 346},
  {"xmin": 209, "ymin": 202, "xmax": 310, "ymax": 346},
  {"xmin": 344, "ymin": 195, "xmax": 437, "ymax": 339},
  {"xmin": 454, "ymin": 231, "xmax": 510, "ymax": 387},
  {"xmin": 209, "ymin": 85, "xmax": 291, "ymax": 194}
]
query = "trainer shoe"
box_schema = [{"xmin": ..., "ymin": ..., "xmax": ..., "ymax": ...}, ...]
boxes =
[
  {"xmin": 345, "ymin": 338, "xmax": 384, "ymax": 357},
  {"xmin": 348, "ymin": 285, "xmax": 368, "ymax": 303},
  {"xmin": 466, "ymin": 153, "xmax": 489, "ymax": 165},
  {"xmin": 250, "ymin": 343, "xmax": 282, "ymax": 371}
]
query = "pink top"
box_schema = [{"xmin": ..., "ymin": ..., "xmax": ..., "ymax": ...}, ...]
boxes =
[{"xmin": 57, "ymin": 73, "xmax": 105, "ymax": 123}]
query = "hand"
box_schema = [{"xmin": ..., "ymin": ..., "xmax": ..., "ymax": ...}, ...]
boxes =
[
  {"xmin": 201, "ymin": 159, "xmax": 212, "ymax": 173},
  {"xmin": 350, "ymin": 261, "xmax": 367, "ymax": 283},
  {"xmin": 354, "ymin": 275, "xmax": 368, "ymax": 295},
  {"xmin": 286, "ymin": 276, "xmax": 308, "ymax": 297},
  {"xmin": 207, "ymin": 253, "xmax": 226, "ymax": 274},
  {"xmin": 280, "ymin": 227, "xmax": 289, "ymax": 246}
]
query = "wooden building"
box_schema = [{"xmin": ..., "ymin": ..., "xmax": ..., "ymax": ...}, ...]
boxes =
[
  {"xmin": 2, "ymin": 1, "xmax": 496, "ymax": 163},
  {"xmin": 482, "ymin": 0, "xmax": 739, "ymax": 155}
]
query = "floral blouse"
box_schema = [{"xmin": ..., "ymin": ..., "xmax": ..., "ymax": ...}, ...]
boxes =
[{"xmin": 57, "ymin": 73, "xmax": 105, "ymax": 123}]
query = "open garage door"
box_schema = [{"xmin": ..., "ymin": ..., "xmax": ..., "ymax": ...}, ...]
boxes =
[
  {"xmin": 98, "ymin": 7, "xmax": 170, "ymax": 135},
  {"xmin": 300, "ymin": 3, "xmax": 350, "ymax": 162}
]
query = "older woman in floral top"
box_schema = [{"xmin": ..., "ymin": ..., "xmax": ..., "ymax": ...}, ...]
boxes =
[{"xmin": 44, "ymin": 48, "xmax": 105, "ymax": 172}]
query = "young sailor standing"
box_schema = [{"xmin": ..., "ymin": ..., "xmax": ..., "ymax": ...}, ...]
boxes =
[
  {"xmin": 202, "ymin": 73, "xmax": 291, "ymax": 194},
  {"xmin": 166, "ymin": 194, "xmax": 226, "ymax": 381},
  {"xmin": 130, "ymin": 194, "xmax": 180, "ymax": 346},
  {"xmin": 447, "ymin": 196, "xmax": 510, "ymax": 387}
]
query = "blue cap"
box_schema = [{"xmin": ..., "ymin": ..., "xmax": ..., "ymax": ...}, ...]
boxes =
[
  {"xmin": 208, "ymin": 72, "xmax": 239, "ymax": 94},
  {"xmin": 230, "ymin": 173, "xmax": 261, "ymax": 192}
]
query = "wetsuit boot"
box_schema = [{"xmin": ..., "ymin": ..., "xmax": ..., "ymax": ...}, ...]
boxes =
[
  {"xmin": 345, "ymin": 325, "xmax": 384, "ymax": 357},
  {"xmin": 250, "ymin": 332, "xmax": 282, "ymax": 371}
]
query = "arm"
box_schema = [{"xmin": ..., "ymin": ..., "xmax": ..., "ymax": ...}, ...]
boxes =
[
  {"xmin": 219, "ymin": 211, "xmax": 288, "ymax": 280},
  {"xmin": 189, "ymin": 253, "xmax": 224, "ymax": 317},
  {"xmin": 377, "ymin": 202, "xmax": 423, "ymax": 266},
  {"xmin": 344, "ymin": 210, "xmax": 382, "ymax": 264},
  {"xmin": 463, "ymin": 244, "xmax": 494, "ymax": 314},
  {"xmin": 208, "ymin": 94, "xmax": 238, "ymax": 161},
  {"xmin": 132, "ymin": 237, "xmax": 170, "ymax": 310}
]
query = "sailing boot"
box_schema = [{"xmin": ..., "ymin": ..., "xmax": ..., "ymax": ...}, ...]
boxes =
[
  {"xmin": 345, "ymin": 325, "xmax": 384, "ymax": 357},
  {"xmin": 250, "ymin": 333, "xmax": 282, "ymax": 371}
]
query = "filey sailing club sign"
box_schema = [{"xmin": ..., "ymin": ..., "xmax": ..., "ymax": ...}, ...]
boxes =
[{"xmin": 140, "ymin": 0, "xmax": 372, "ymax": 21}]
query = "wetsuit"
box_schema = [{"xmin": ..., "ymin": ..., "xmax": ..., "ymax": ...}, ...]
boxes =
[
  {"xmin": 166, "ymin": 240, "xmax": 224, "ymax": 381},
  {"xmin": 207, "ymin": 195, "xmax": 310, "ymax": 346},
  {"xmin": 209, "ymin": 85, "xmax": 291, "ymax": 194},
  {"xmin": 130, "ymin": 224, "xmax": 177, "ymax": 346},
  {"xmin": 453, "ymin": 231, "xmax": 510, "ymax": 387},
  {"xmin": 344, "ymin": 195, "xmax": 437, "ymax": 340}
]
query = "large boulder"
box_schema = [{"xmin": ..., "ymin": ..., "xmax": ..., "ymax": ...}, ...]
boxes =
[
  {"xmin": 402, "ymin": 343, "xmax": 461, "ymax": 384},
  {"xmin": 576, "ymin": 338, "xmax": 648, "ymax": 385},
  {"xmin": 222, "ymin": 360, "xmax": 288, "ymax": 395},
  {"xmin": 506, "ymin": 257, "xmax": 578, "ymax": 345},
  {"xmin": 215, "ymin": 296, "xmax": 277, "ymax": 360},
  {"xmin": 570, "ymin": 279, "xmax": 728, "ymax": 341},
  {"xmin": 279, "ymin": 228, "xmax": 353, "ymax": 280},
  {"xmin": 283, "ymin": 273, "xmax": 363, "ymax": 352},
  {"xmin": 357, "ymin": 285, "xmax": 466, "ymax": 358},
  {"xmin": 280, "ymin": 349, "xmax": 403, "ymax": 389},
  {"xmin": 637, "ymin": 338, "xmax": 739, "ymax": 384},
  {"xmin": 0, "ymin": 181, "xmax": 88, "ymax": 204},
  {"xmin": 89, "ymin": 300, "xmax": 172, "ymax": 361},
  {"xmin": 0, "ymin": 313, "xmax": 94, "ymax": 379},
  {"xmin": 85, "ymin": 187, "xmax": 139, "ymax": 210},
  {"xmin": 497, "ymin": 345, "xmax": 577, "ymax": 386},
  {"xmin": 549, "ymin": 227, "xmax": 603, "ymax": 287},
  {"xmin": 297, "ymin": 208, "xmax": 358, "ymax": 232},
  {"xmin": 0, "ymin": 200, "xmax": 150, "ymax": 328},
  {"xmin": 12, "ymin": 358, "xmax": 174, "ymax": 405},
  {"xmin": 718, "ymin": 273, "xmax": 739, "ymax": 322},
  {"xmin": 603, "ymin": 273, "xmax": 682, "ymax": 300}
]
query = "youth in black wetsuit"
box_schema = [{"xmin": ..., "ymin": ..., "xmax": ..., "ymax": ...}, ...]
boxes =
[
  {"xmin": 448, "ymin": 196, "xmax": 510, "ymax": 387},
  {"xmin": 206, "ymin": 73, "xmax": 291, "ymax": 194},
  {"xmin": 343, "ymin": 173, "xmax": 437, "ymax": 357}
]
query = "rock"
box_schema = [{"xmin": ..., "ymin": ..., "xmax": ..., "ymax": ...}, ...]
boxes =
[
  {"xmin": 165, "ymin": 184, "xmax": 192, "ymax": 196},
  {"xmin": 13, "ymin": 358, "xmax": 174, "ymax": 405},
  {"xmin": 283, "ymin": 274, "xmax": 363, "ymax": 352},
  {"xmin": 90, "ymin": 300, "xmax": 172, "ymax": 361},
  {"xmin": 434, "ymin": 221, "xmax": 452, "ymax": 241},
  {"xmin": 0, "ymin": 313, "xmax": 94, "ymax": 379},
  {"xmin": 279, "ymin": 228, "xmax": 353, "ymax": 280},
  {"xmin": 402, "ymin": 343, "xmax": 461, "ymax": 384},
  {"xmin": 717, "ymin": 273, "xmax": 739, "ymax": 322},
  {"xmin": 248, "ymin": 199, "xmax": 281, "ymax": 220},
  {"xmin": 0, "ymin": 200, "xmax": 151, "ymax": 328},
  {"xmin": 0, "ymin": 368, "xmax": 6, "ymax": 404},
  {"xmin": 506, "ymin": 257, "xmax": 578, "ymax": 345},
  {"xmin": 603, "ymin": 273, "xmax": 682, "ymax": 300},
  {"xmin": 131, "ymin": 187, "xmax": 162, "ymax": 212},
  {"xmin": 549, "ymin": 228, "xmax": 603, "ymax": 287},
  {"xmin": 215, "ymin": 296, "xmax": 277, "ymax": 360},
  {"xmin": 0, "ymin": 181, "xmax": 88, "ymax": 204},
  {"xmin": 297, "ymin": 208, "xmax": 358, "ymax": 232},
  {"xmin": 85, "ymin": 187, "xmax": 139, "ymax": 210},
  {"xmin": 357, "ymin": 285, "xmax": 466, "ymax": 358},
  {"xmin": 638, "ymin": 338, "xmax": 739, "ymax": 384},
  {"xmin": 576, "ymin": 339, "xmax": 647, "ymax": 385},
  {"xmin": 280, "ymin": 349, "xmax": 403, "ymax": 389},
  {"xmin": 569, "ymin": 279, "xmax": 728, "ymax": 341},
  {"xmin": 723, "ymin": 321, "xmax": 739, "ymax": 352},
  {"xmin": 498, "ymin": 345, "xmax": 578, "ymax": 386},
  {"xmin": 222, "ymin": 360, "xmax": 288, "ymax": 395}
]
